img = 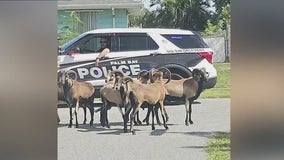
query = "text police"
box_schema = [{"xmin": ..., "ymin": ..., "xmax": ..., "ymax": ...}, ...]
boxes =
[{"xmin": 76, "ymin": 64, "xmax": 141, "ymax": 79}]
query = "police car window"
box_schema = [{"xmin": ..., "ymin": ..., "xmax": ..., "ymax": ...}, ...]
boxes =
[
  {"xmin": 118, "ymin": 34, "xmax": 158, "ymax": 51},
  {"xmin": 61, "ymin": 33, "xmax": 86, "ymax": 51},
  {"xmin": 162, "ymin": 34, "xmax": 208, "ymax": 48},
  {"xmin": 147, "ymin": 36, "xmax": 159, "ymax": 50},
  {"xmin": 75, "ymin": 36, "xmax": 100, "ymax": 54},
  {"xmin": 70, "ymin": 34, "xmax": 113, "ymax": 54}
]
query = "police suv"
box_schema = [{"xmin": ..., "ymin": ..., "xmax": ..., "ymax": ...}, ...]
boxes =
[{"xmin": 58, "ymin": 28, "xmax": 217, "ymax": 97}]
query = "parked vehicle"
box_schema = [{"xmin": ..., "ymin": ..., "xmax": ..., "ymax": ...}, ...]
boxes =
[{"xmin": 58, "ymin": 28, "xmax": 217, "ymax": 97}]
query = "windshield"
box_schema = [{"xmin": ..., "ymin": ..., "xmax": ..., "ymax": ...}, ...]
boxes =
[{"xmin": 59, "ymin": 33, "xmax": 87, "ymax": 51}]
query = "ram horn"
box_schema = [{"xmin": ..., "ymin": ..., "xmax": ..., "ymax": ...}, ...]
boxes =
[
  {"xmin": 123, "ymin": 76, "xmax": 134, "ymax": 84},
  {"xmin": 66, "ymin": 70, "xmax": 78, "ymax": 80},
  {"xmin": 137, "ymin": 70, "xmax": 149, "ymax": 80},
  {"xmin": 192, "ymin": 68, "xmax": 208, "ymax": 82},
  {"xmin": 171, "ymin": 73, "xmax": 183, "ymax": 80},
  {"xmin": 106, "ymin": 71, "xmax": 114, "ymax": 83},
  {"xmin": 106, "ymin": 70, "xmax": 124, "ymax": 83},
  {"xmin": 57, "ymin": 70, "xmax": 66, "ymax": 86},
  {"xmin": 113, "ymin": 70, "xmax": 124, "ymax": 78},
  {"xmin": 157, "ymin": 67, "xmax": 171, "ymax": 84}
]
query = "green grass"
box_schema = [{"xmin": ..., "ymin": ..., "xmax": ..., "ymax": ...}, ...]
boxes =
[
  {"xmin": 207, "ymin": 132, "xmax": 231, "ymax": 160},
  {"xmin": 200, "ymin": 62, "xmax": 231, "ymax": 98}
]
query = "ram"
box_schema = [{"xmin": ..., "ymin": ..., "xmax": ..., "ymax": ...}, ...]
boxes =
[
  {"xmin": 126, "ymin": 68, "xmax": 171, "ymax": 135},
  {"xmin": 164, "ymin": 68, "xmax": 207, "ymax": 126},
  {"xmin": 135, "ymin": 70, "xmax": 169, "ymax": 126},
  {"xmin": 137, "ymin": 68, "xmax": 207, "ymax": 126},
  {"xmin": 58, "ymin": 70, "xmax": 95, "ymax": 128},
  {"xmin": 97, "ymin": 70, "xmax": 132, "ymax": 132}
]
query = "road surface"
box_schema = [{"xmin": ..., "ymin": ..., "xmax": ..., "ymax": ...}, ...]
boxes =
[{"xmin": 58, "ymin": 98, "xmax": 230, "ymax": 160}]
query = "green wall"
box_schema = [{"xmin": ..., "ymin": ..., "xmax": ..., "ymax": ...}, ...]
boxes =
[
  {"xmin": 58, "ymin": 9, "xmax": 128, "ymax": 33},
  {"xmin": 95, "ymin": 9, "xmax": 128, "ymax": 29},
  {"xmin": 114, "ymin": 9, "xmax": 128, "ymax": 28}
]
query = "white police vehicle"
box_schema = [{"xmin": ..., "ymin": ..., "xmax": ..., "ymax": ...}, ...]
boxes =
[{"xmin": 58, "ymin": 28, "xmax": 217, "ymax": 97}]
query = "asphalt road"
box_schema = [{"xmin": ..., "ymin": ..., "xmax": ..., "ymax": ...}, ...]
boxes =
[{"xmin": 58, "ymin": 98, "xmax": 230, "ymax": 160}]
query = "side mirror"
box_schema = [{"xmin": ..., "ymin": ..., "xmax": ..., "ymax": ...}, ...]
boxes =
[
  {"xmin": 74, "ymin": 47, "xmax": 80, "ymax": 53},
  {"xmin": 58, "ymin": 46, "xmax": 64, "ymax": 55},
  {"xmin": 68, "ymin": 47, "xmax": 80, "ymax": 57}
]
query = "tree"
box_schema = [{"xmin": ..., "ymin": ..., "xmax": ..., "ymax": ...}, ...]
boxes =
[
  {"xmin": 141, "ymin": 0, "xmax": 212, "ymax": 31},
  {"xmin": 201, "ymin": 2, "xmax": 230, "ymax": 36},
  {"xmin": 213, "ymin": 0, "xmax": 230, "ymax": 15},
  {"xmin": 137, "ymin": 0, "xmax": 231, "ymax": 36},
  {"xmin": 201, "ymin": 19, "xmax": 224, "ymax": 36},
  {"xmin": 220, "ymin": 3, "xmax": 231, "ymax": 29},
  {"xmin": 57, "ymin": 11, "xmax": 83, "ymax": 45}
]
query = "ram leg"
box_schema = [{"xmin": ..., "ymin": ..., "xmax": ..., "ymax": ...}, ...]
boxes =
[
  {"xmin": 185, "ymin": 98, "xmax": 189, "ymax": 126},
  {"xmin": 143, "ymin": 107, "xmax": 151, "ymax": 125},
  {"xmin": 159, "ymin": 101, "xmax": 168, "ymax": 130},
  {"xmin": 188, "ymin": 99, "xmax": 194, "ymax": 124},
  {"xmin": 134, "ymin": 111, "xmax": 142, "ymax": 126},
  {"xmin": 151, "ymin": 105, "xmax": 155, "ymax": 130},
  {"xmin": 75, "ymin": 100, "xmax": 79, "ymax": 128},
  {"xmin": 88, "ymin": 103, "xmax": 94, "ymax": 126},
  {"xmin": 68, "ymin": 102, "xmax": 73, "ymax": 128},
  {"xmin": 83, "ymin": 106, "xmax": 87, "ymax": 124},
  {"xmin": 154, "ymin": 106, "xmax": 162, "ymax": 125}
]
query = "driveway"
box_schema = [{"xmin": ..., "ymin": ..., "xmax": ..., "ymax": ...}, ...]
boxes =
[{"xmin": 58, "ymin": 98, "xmax": 230, "ymax": 160}]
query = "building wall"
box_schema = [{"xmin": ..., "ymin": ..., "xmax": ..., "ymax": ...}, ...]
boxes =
[
  {"xmin": 114, "ymin": 9, "xmax": 128, "ymax": 28},
  {"xmin": 58, "ymin": 9, "xmax": 128, "ymax": 34},
  {"xmin": 95, "ymin": 10, "xmax": 113, "ymax": 29}
]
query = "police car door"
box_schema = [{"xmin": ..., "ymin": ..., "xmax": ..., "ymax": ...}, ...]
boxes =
[{"xmin": 105, "ymin": 33, "xmax": 161, "ymax": 75}]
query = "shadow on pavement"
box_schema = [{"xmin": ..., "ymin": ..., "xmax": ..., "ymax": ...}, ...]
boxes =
[
  {"xmin": 187, "ymin": 131, "xmax": 229, "ymax": 138},
  {"xmin": 149, "ymin": 129, "xmax": 167, "ymax": 136},
  {"xmin": 181, "ymin": 145, "xmax": 206, "ymax": 149}
]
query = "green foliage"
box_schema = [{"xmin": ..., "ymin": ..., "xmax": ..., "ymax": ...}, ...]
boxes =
[
  {"xmin": 200, "ymin": 63, "xmax": 230, "ymax": 98},
  {"xmin": 201, "ymin": 3, "xmax": 230, "ymax": 36},
  {"xmin": 58, "ymin": 11, "xmax": 83, "ymax": 45},
  {"xmin": 140, "ymin": 11, "xmax": 158, "ymax": 28},
  {"xmin": 201, "ymin": 19, "xmax": 224, "ymax": 36},
  {"xmin": 129, "ymin": 9, "xmax": 147, "ymax": 27},
  {"xmin": 142, "ymin": 0, "xmax": 212, "ymax": 31},
  {"xmin": 139, "ymin": 0, "xmax": 231, "ymax": 36},
  {"xmin": 213, "ymin": 0, "xmax": 230, "ymax": 15},
  {"xmin": 221, "ymin": 4, "xmax": 231, "ymax": 26}
]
